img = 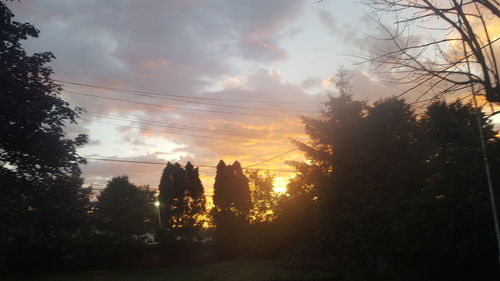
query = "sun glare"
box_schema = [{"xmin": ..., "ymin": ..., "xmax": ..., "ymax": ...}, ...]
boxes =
[{"xmin": 273, "ymin": 177, "xmax": 288, "ymax": 193}]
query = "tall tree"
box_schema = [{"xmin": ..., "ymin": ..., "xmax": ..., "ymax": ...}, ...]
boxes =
[
  {"xmin": 405, "ymin": 101, "xmax": 500, "ymax": 279},
  {"xmin": 364, "ymin": 0, "xmax": 500, "ymax": 269},
  {"xmin": 158, "ymin": 162, "xmax": 206, "ymax": 241},
  {"xmin": 0, "ymin": 1, "xmax": 90, "ymax": 269},
  {"xmin": 288, "ymin": 70, "xmax": 500, "ymax": 278},
  {"xmin": 212, "ymin": 160, "xmax": 251, "ymax": 216},
  {"xmin": 0, "ymin": 0, "xmax": 86, "ymax": 180},
  {"xmin": 211, "ymin": 160, "xmax": 251, "ymax": 255},
  {"xmin": 184, "ymin": 162, "xmax": 206, "ymax": 240},
  {"xmin": 287, "ymin": 70, "xmax": 425, "ymax": 277},
  {"xmin": 299, "ymin": 95, "xmax": 422, "ymax": 272},
  {"xmin": 159, "ymin": 162, "xmax": 186, "ymax": 231}
]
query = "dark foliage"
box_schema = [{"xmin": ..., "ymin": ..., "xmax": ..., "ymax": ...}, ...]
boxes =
[
  {"xmin": 211, "ymin": 160, "xmax": 251, "ymax": 257},
  {"xmin": 0, "ymin": 1, "xmax": 90, "ymax": 270},
  {"xmin": 96, "ymin": 176, "xmax": 156, "ymax": 239},
  {"xmin": 287, "ymin": 72, "xmax": 500, "ymax": 280},
  {"xmin": 247, "ymin": 170, "xmax": 277, "ymax": 223},
  {"xmin": 158, "ymin": 162, "xmax": 206, "ymax": 242}
]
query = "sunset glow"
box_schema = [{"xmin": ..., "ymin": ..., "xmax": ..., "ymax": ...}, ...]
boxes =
[
  {"xmin": 7, "ymin": 0, "xmax": 498, "ymax": 194},
  {"xmin": 3, "ymin": 0, "xmax": 500, "ymax": 278},
  {"xmin": 273, "ymin": 177, "xmax": 290, "ymax": 193}
]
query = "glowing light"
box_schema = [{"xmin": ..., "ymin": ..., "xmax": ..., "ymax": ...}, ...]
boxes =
[
  {"xmin": 322, "ymin": 78, "xmax": 332, "ymax": 86},
  {"xmin": 273, "ymin": 177, "xmax": 288, "ymax": 193}
]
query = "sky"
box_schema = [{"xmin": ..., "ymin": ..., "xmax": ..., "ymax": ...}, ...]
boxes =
[{"xmin": 7, "ymin": 0, "xmax": 498, "ymax": 196}]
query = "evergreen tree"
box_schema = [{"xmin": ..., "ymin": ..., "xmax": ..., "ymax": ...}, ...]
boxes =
[
  {"xmin": 405, "ymin": 101, "xmax": 500, "ymax": 279},
  {"xmin": 212, "ymin": 160, "xmax": 251, "ymax": 216},
  {"xmin": 158, "ymin": 162, "xmax": 206, "ymax": 241},
  {"xmin": 287, "ymin": 70, "xmax": 424, "ymax": 276},
  {"xmin": 211, "ymin": 160, "xmax": 251, "ymax": 256},
  {"xmin": 288, "ymin": 73, "xmax": 500, "ymax": 279},
  {"xmin": 184, "ymin": 162, "xmax": 206, "ymax": 240},
  {"xmin": 158, "ymin": 162, "xmax": 186, "ymax": 231}
]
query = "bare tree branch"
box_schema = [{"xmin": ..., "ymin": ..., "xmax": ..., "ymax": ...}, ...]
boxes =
[{"xmin": 363, "ymin": 0, "xmax": 500, "ymax": 104}]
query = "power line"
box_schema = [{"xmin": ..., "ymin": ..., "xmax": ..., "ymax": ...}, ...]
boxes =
[
  {"xmin": 87, "ymin": 185, "xmax": 215, "ymax": 196},
  {"xmin": 56, "ymin": 79, "xmax": 322, "ymax": 104},
  {"xmin": 79, "ymin": 118, "xmax": 286, "ymax": 145},
  {"xmin": 244, "ymin": 148, "xmax": 299, "ymax": 169},
  {"xmin": 64, "ymin": 90, "xmax": 300, "ymax": 118},
  {"xmin": 84, "ymin": 157, "xmax": 297, "ymax": 173},
  {"xmin": 82, "ymin": 112, "xmax": 291, "ymax": 140},
  {"xmin": 64, "ymin": 88, "xmax": 318, "ymax": 114}
]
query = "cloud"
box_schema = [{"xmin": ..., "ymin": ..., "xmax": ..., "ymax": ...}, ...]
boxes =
[
  {"xmin": 7, "ymin": 0, "xmax": 404, "ymax": 194},
  {"xmin": 301, "ymin": 77, "xmax": 322, "ymax": 89},
  {"xmin": 81, "ymin": 153, "xmax": 167, "ymax": 189},
  {"xmin": 87, "ymin": 139, "xmax": 101, "ymax": 146},
  {"xmin": 10, "ymin": 0, "xmax": 305, "ymax": 91},
  {"xmin": 72, "ymin": 67, "xmax": 322, "ymax": 192},
  {"xmin": 318, "ymin": 10, "xmax": 360, "ymax": 45},
  {"xmin": 315, "ymin": 9, "xmax": 441, "ymax": 103}
]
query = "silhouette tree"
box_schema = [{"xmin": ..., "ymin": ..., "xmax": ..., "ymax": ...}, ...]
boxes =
[
  {"xmin": 158, "ymin": 162, "xmax": 206, "ymax": 241},
  {"xmin": 288, "ymin": 71, "xmax": 421, "ymax": 276},
  {"xmin": 363, "ymin": 0, "xmax": 500, "ymax": 269},
  {"xmin": 184, "ymin": 162, "xmax": 206, "ymax": 240},
  {"xmin": 159, "ymin": 162, "xmax": 186, "ymax": 231},
  {"xmin": 211, "ymin": 160, "xmax": 251, "ymax": 256},
  {"xmin": 0, "ymin": 1, "xmax": 90, "ymax": 269},
  {"xmin": 212, "ymin": 160, "xmax": 251, "ymax": 216},
  {"xmin": 96, "ymin": 176, "xmax": 156, "ymax": 240},
  {"xmin": 0, "ymin": 1, "xmax": 87, "ymax": 180},
  {"xmin": 247, "ymin": 170, "xmax": 277, "ymax": 223},
  {"xmin": 287, "ymin": 70, "xmax": 500, "ymax": 279},
  {"xmin": 405, "ymin": 100, "xmax": 500, "ymax": 279}
]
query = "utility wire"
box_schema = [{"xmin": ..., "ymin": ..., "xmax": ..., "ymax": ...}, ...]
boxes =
[
  {"xmin": 244, "ymin": 148, "xmax": 299, "ymax": 169},
  {"xmin": 84, "ymin": 157, "xmax": 297, "ymax": 173},
  {"xmin": 64, "ymin": 88, "xmax": 317, "ymax": 113},
  {"xmin": 56, "ymin": 79, "xmax": 322, "ymax": 104},
  {"xmin": 64, "ymin": 90, "xmax": 298, "ymax": 118},
  {"xmin": 80, "ymin": 118, "xmax": 285, "ymax": 145},
  {"xmin": 88, "ymin": 186, "xmax": 214, "ymax": 196},
  {"xmin": 82, "ymin": 112, "xmax": 291, "ymax": 140}
]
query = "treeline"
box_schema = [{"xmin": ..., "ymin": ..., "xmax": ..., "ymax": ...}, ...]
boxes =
[
  {"xmin": 56, "ymin": 82, "xmax": 499, "ymax": 280},
  {"xmin": 275, "ymin": 79, "xmax": 500, "ymax": 280},
  {"xmin": 2, "ymin": 1, "xmax": 500, "ymax": 280}
]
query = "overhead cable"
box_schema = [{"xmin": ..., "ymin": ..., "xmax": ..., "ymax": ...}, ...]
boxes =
[
  {"xmin": 82, "ymin": 112, "xmax": 292, "ymax": 140},
  {"xmin": 56, "ymin": 79, "xmax": 322, "ymax": 104},
  {"xmin": 84, "ymin": 157, "xmax": 297, "ymax": 173},
  {"xmin": 80, "ymin": 118, "xmax": 285, "ymax": 145},
  {"xmin": 65, "ymin": 90, "xmax": 299, "ymax": 118}
]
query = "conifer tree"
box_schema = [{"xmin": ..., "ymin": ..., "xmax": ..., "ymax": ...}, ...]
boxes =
[
  {"xmin": 184, "ymin": 162, "xmax": 206, "ymax": 240},
  {"xmin": 212, "ymin": 160, "xmax": 251, "ymax": 216},
  {"xmin": 158, "ymin": 162, "xmax": 205, "ymax": 241},
  {"xmin": 211, "ymin": 160, "xmax": 252, "ymax": 255}
]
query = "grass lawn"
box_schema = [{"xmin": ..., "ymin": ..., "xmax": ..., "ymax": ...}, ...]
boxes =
[{"xmin": 4, "ymin": 259, "xmax": 336, "ymax": 281}]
